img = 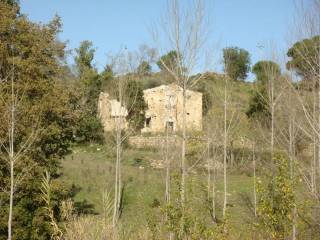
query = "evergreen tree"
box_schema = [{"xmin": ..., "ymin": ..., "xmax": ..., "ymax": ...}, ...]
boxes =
[
  {"xmin": 286, "ymin": 35, "xmax": 320, "ymax": 79},
  {"xmin": 125, "ymin": 80, "xmax": 147, "ymax": 131},
  {"xmin": 252, "ymin": 61, "xmax": 281, "ymax": 84},
  {"xmin": 246, "ymin": 61, "xmax": 281, "ymax": 125},
  {"xmin": 223, "ymin": 47, "xmax": 251, "ymax": 81},
  {"xmin": 137, "ymin": 61, "xmax": 152, "ymax": 76},
  {"xmin": 73, "ymin": 41, "xmax": 104, "ymax": 143},
  {"xmin": 157, "ymin": 51, "xmax": 180, "ymax": 74}
]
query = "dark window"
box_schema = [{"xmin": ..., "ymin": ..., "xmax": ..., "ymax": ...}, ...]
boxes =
[{"xmin": 146, "ymin": 117, "xmax": 151, "ymax": 127}]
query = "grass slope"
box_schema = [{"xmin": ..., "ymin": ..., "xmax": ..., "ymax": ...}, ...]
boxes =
[{"xmin": 61, "ymin": 143, "xmax": 255, "ymax": 237}]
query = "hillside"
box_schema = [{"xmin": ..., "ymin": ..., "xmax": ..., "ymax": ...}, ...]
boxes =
[
  {"xmin": 59, "ymin": 77, "xmax": 263, "ymax": 238},
  {"xmin": 61, "ymin": 143, "xmax": 255, "ymax": 239},
  {"xmin": 1, "ymin": 1, "xmax": 319, "ymax": 239}
]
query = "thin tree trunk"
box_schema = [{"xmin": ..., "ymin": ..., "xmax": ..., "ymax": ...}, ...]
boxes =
[
  {"xmin": 312, "ymin": 86, "xmax": 317, "ymax": 194},
  {"xmin": 117, "ymin": 131, "xmax": 122, "ymax": 215},
  {"xmin": 165, "ymin": 125, "xmax": 173, "ymax": 240},
  {"xmin": 230, "ymin": 141, "xmax": 234, "ymax": 167},
  {"xmin": 312, "ymin": 139, "xmax": 316, "ymax": 193},
  {"xmin": 212, "ymin": 146, "xmax": 216, "ymax": 223},
  {"xmin": 252, "ymin": 142, "xmax": 257, "ymax": 240},
  {"xmin": 165, "ymin": 124, "xmax": 170, "ymax": 204},
  {"xmin": 253, "ymin": 143, "xmax": 257, "ymax": 218},
  {"xmin": 318, "ymin": 52, "xmax": 320, "ymax": 176},
  {"xmin": 113, "ymin": 116, "xmax": 122, "ymax": 228},
  {"xmin": 8, "ymin": 69, "xmax": 15, "ymax": 240},
  {"xmin": 271, "ymin": 89, "xmax": 274, "ymax": 160},
  {"xmin": 268, "ymin": 71, "xmax": 275, "ymax": 165},
  {"xmin": 8, "ymin": 160, "xmax": 14, "ymax": 240},
  {"xmin": 289, "ymin": 88, "xmax": 296, "ymax": 240},
  {"xmin": 113, "ymin": 80, "xmax": 124, "ymax": 229},
  {"xmin": 271, "ymin": 109, "xmax": 274, "ymax": 159},
  {"xmin": 181, "ymin": 86, "xmax": 186, "ymax": 206},
  {"xmin": 207, "ymin": 137, "xmax": 211, "ymax": 201},
  {"xmin": 179, "ymin": 84, "xmax": 187, "ymax": 237},
  {"xmin": 223, "ymin": 78, "xmax": 227, "ymax": 219},
  {"xmin": 289, "ymin": 121, "xmax": 296, "ymax": 240},
  {"xmin": 317, "ymin": 75, "xmax": 320, "ymax": 195},
  {"xmin": 164, "ymin": 96, "xmax": 173, "ymax": 240},
  {"xmin": 112, "ymin": 133, "xmax": 118, "ymax": 228}
]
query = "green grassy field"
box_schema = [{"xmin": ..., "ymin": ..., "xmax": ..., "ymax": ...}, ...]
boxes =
[{"xmin": 61, "ymin": 143, "xmax": 256, "ymax": 237}]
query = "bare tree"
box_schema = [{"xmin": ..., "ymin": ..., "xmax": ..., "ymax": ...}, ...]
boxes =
[
  {"xmin": 282, "ymin": 2, "xmax": 320, "ymax": 236},
  {"xmin": 222, "ymin": 76, "xmax": 228, "ymax": 219},
  {"xmin": 277, "ymin": 74, "xmax": 300, "ymax": 240},
  {"xmin": 151, "ymin": 0, "xmax": 209, "ymax": 220},
  {"xmin": 209, "ymin": 123, "xmax": 220, "ymax": 224},
  {"xmin": 206, "ymin": 136, "xmax": 211, "ymax": 202},
  {"xmin": 211, "ymin": 141, "xmax": 218, "ymax": 223},
  {"xmin": 164, "ymin": 95, "xmax": 174, "ymax": 204},
  {"xmin": 221, "ymin": 76, "xmax": 240, "ymax": 219},
  {"xmin": 252, "ymin": 142, "xmax": 257, "ymax": 218},
  {"xmin": 109, "ymin": 55, "xmax": 130, "ymax": 229},
  {"xmin": 112, "ymin": 74, "xmax": 127, "ymax": 229},
  {"xmin": 0, "ymin": 63, "xmax": 38, "ymax": 240},
  {"xmin": 103, "ymin": 49, "xmax": 151, "ymax": 229},
  {"xmin": 283, "ymin": 0, "xmax": 319, "ymax": 199},
  {"xmin": 260, "ymin": 60, "xmax": 284, "ymax": 158},
  {"xmin": 206, "ymin": 75, "xmax": 240, "ymax": 222}
]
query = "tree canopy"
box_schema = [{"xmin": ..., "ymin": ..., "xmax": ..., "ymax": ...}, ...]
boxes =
[
  {"xmin": 125, "ymin": 80, "xmax": 147, "ymax": 131},
  {"xmin": 72, "ymin": 41, "xmax": 104, "ymax": 143},
  {"xmin": 0, "ymin": 2, "xmax": 82, "ymax": 238},
  {"xmin": 223, "ymin": 47, "xmax": 251, "ymax": 81},
  {"xmin": 286, "ymin": 35, "xmax": 320, "ymax": 79},
  {"xmin": 246, "ymin": 61, "xmax": 280, "ymax": 124},
  {"xmin": 137, "ymin": 61, "xmax": 152, "ymax": 76},
  {"xmin": 252, "ymin": 60, "xmax": 281, "ymax": 84},
  {"xmin": 157, "ymin": 50, "xmax": 180, "ymax": 73}
]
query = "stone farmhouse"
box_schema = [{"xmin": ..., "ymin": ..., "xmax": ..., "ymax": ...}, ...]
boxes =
[
  {"xmin": 98, "ymin": 84, "xmax": 202, "ymax": 133},
  {"xmin": 141, "ymin": 84, "xmax": 202, "ymax": 133}
]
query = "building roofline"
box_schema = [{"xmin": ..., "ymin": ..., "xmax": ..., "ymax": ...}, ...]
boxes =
[{"xmin": 143, "ymin": 83, "xmax": 202, "ymax": 95}]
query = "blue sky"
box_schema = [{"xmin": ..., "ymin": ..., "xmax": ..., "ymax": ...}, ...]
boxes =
[{"xmin": 20, "ymin": 0, "xmax": 296, "ymax": 79}]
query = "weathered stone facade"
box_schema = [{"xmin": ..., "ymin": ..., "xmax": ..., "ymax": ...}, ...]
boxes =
[
  {"xmin": 98, "ymin": 84, "xmax": 203, "ymax": 133},
  {"xmin": 98, "ymin": 92, "xmax": 128, "ymax": 132},
  {"xmin": 142, "ymin": 84, "xmax": 202, "ymax": 133}
]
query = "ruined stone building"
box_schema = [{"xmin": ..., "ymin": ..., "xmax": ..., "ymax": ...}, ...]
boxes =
[
  {"xmin": 98, "ymin": 92, "xmax": 128, "ymax": 132},
  {"xmin": 141, "ymin": 84, "xmax": 202, "ymax": 133},
  {"xmin": 98, "ymin": 84, "xmax": 203, "ymax": 133}
]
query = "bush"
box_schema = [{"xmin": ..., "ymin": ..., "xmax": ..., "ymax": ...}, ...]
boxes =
[
  {"xmin": 74, "ymin": 115, "xmax": 104, "ymax": 144},
  {"xmin": 256, "ymin": 154, "xmax": 295, "ymax": 239}
]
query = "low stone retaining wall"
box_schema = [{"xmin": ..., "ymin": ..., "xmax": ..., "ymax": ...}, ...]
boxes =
[{"xmin": 128, "ymin": 135, "xmax": 181, "ymax": 148}]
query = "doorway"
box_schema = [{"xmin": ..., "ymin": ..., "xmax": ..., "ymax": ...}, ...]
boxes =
[{"xmin": 166, "ymin": 121, "xmax": 174, "ymax": 133}]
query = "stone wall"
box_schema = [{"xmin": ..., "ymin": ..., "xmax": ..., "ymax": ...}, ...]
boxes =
[
  {"xmin": 128, "ymin": 135, "xmax": 181, "ymax": 148},
  {"xmin": 98, "ymin": 92, "xmax": 128, "ymax": 132}
]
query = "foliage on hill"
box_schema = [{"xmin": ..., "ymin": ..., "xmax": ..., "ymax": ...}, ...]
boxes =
[
  {"xmin": 286, "ymin": 35, "xmax": 320, "ymax": 79},
  {"xmin": 1, "ymin": 1, "xmax": 320, "ymax": 239},
  {"xmin": 125, "ymin": 80, "xmax": 147, "ymax": 131},
  {"xmin": 246, "ymin": 61, "xmax": 281, "ymax": 124},
  {"xmin": 0, "ymin": 2, "xmax": 94, "ymax": 239},
  {"xmin": 223, "ymin": 47, "xmax": 251, "ymax": 81},
  {"xmin": 71, "ymin": 41, "xmax": 105, "ymax": 143},
  {"xmin": 256, "ymin": 155, "xmax": 295, "ymax": 239}
]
